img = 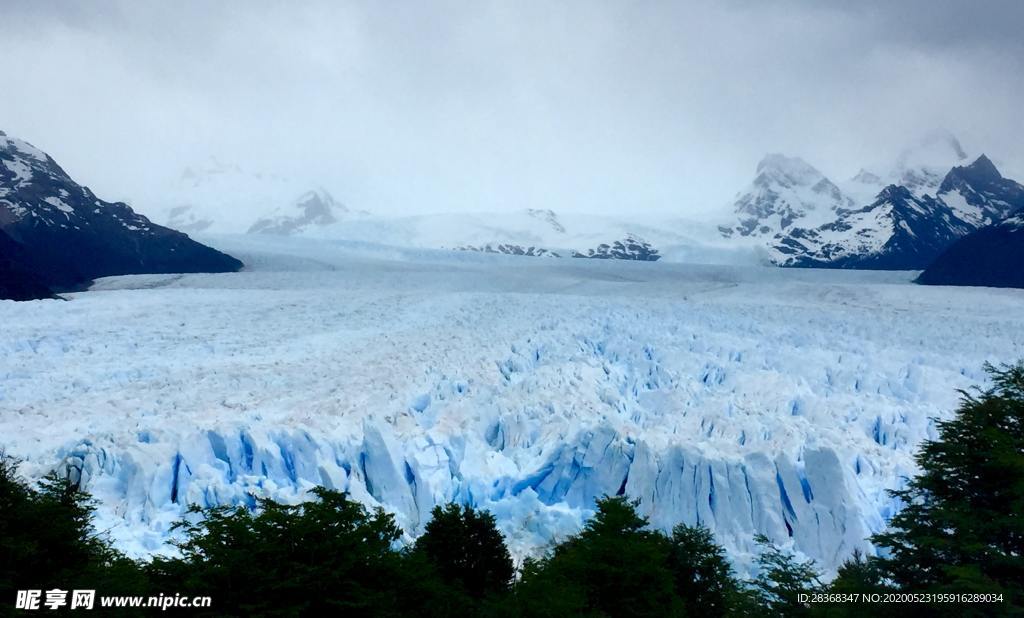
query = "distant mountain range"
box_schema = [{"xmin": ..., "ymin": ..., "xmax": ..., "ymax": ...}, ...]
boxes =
[
  {"xmin": 0, "ymin": 131, "xmax": 242, "ymax": 301},
  {"xmin": 138, "ymin": 132, "xmax": 1021, "ymax": 284},
  {"xmin": 304, "ymin": 210, "xmax": 718, "ymax": 263},
  {"xmin": 719, "ymin": 132, "xmax": 1024, "ymax": 273},
  {"xmin": 155, "ymin": 160, "xmax": 366, "ymax": 235},
  {"xmin": 12, "ymin": 130, "xmax": 1015, "ymax": 292},
  {"xmin": 146, "ymin": 182, "xmax": 734, "ymax": 264}
]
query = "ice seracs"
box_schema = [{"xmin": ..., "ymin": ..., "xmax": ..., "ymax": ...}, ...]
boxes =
[{"xmin": 3, "ymin": 235, "xmax": 1022, "ymax": 574}]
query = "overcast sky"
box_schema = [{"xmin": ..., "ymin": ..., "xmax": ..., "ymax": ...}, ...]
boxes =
[{"xmin": 1, "ymin": 0, "xmax": 1022, "ymax": 217}]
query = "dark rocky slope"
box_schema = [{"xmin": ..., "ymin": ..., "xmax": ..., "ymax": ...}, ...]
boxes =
[{"xmin": 0, "ymin": 131, "xmax": 242, "ymax": 300}]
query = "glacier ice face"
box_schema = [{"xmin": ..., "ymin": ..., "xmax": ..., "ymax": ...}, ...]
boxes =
[{"xmin": 2, "ymin": 235, "xmax": 1023, "ymax": 573}]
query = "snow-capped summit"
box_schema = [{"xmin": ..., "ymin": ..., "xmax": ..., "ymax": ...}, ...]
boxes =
[
  {"xmin": 248, "ymin": 189, "xmax": 351, "ymax": 235},
  {"xmin": 769, "ymin": 154, "xmax": 1024, "ymax": 271},
  {"xmin": 771, "ymin": 184, "xmax": 973, "ymax": 270},
  {"xmin": 850, "ymin": 169, "xmax": 882, "ymax": 185},
  {"xmin": 841, "ymin": 131, "xmax": 970, "ymax": 203},
  {"xmin": 728, "ymin": 135, "xmax": 1024, "ymax": 271},
  {"xmin": 0, "ymin": 131, "xmax": 241, "ymax": 299},
  {"xmin": 755, "ymin": 153, "xmax": 825, "ymax": 185},
  {"xmin": 843, "ymin": 169, "xmax": 887, "ymax": 207},
  {"xmin": 524, "ymin": 208, "xmax": 567, "ymax": 234},
  {"xmin": 935, "ymin": 154, "xmax": 1024, "ymax": 227},
  {"xmin": 888, "ymin": 130, "xmax": 970, "ymax": 199},
  {"xmin": 1, "ymin": 130, "xmax": 77, "ymax": 207},
  {"xmin": 151, "ymin": 161, "xmax": 358, "ymax": 235},
  {"xmin": 721, "ymin": 154, "xmax": 854, "ymax": 239}
]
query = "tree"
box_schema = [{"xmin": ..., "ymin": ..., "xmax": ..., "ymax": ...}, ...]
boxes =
[
  {"xmin": 515, "ymin": 496, "xmax": 684, "ymax": 617},
  {"xmin": 813, "ymin": 551, "xmax": 897, "ymax": 618},
  {"xmin": 155, "ymin": 487, "xmax": 407, "ymax": 616},
  {"xmin": 872, "ymin": 362, "xmax": 1024, "ymax": 610},
  {"xmin": 0, "ymin": 455, "xmax": 148, "ymax": 609},
  {"xmin": 749, "ymin": 534, "xmax": 821, "ymax": 617},
  {"xmin": 666, "ymin": 524, "xmax": 742, "ymax": 617},
  {"xmin": 412, "ymin": 503, "xmax": 514, "ymax": 600},
  {"xmin": 828, "ymin": 551, "xmax": 886, "ymax": 594}
]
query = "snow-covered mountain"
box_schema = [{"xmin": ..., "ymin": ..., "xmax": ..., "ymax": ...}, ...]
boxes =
[
  {"xmin": 0, "ymin": 131, "xmax": 242, "ymax": 299},
  {"xmin": 570, "ymin": 234, "xmax": 661, "ymax": 261},
  {"xmin": 890, "ymin": 131, "xmax": 969, "ymax": 197},
  {"xmin": 842, "ymin": 130, "xmax": 970, "ymax": 201},
  {"xmin": 934, "ymin": 154, "xmax": 1024, "ymax": 227},
  {"xmin": 918, "ymin": 213, "xmax": 1024, "ymax": 289},
  {"xmin": 772, "ymin": 186, "xmax": 973, "ymax": 270},
  {"xmin": 719, "ymin": 154, "xmax": 855, "ymax": 240},
  {"xmin": 713, "ymin": 132, "xmax": 1020, "ymax": 271},
  {"xmin": 152, "ymin": 161, "xmax": 361, "ymax": 235},
  {"xmin": 248, "ymin": 189, "xmax": 349, "ymax": 235},
  {"xmin": 843, "ymin": 169, "xmax": 887, "ymax": 208},
  {"xmin": 771, "ymin": 155, "xmax": 1023, "ymax": 270},
  {"xmin": 307, "ymin": 208, "xmax": 746, "ymax": 264},
  {"xmin": 146, "ymin": 161, "xmax": 755, "ymax": 265},
  {"xmin": 459, "ymin": 234, "xmax": 662, "ymax": 262}
]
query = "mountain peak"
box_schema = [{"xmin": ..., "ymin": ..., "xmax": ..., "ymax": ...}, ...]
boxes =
[
  {"xmin": 754, "ymin": 154, "xmax": 824, "ymax": 189},
  {"xmin": 936, "ymin": 153, "xmax": 1024, "ymax": 226},
  {"xmin": 885, "ymin": 130, "xmax": 969, "ymax": 198},
  {"xmin": 876, "ymin": 184, "xmax": 914, "ymax": 202},
  {"xmin": 851, "ymin": 169, "xmax": 881, "ymax": 184},
  {"xmin": 756, "ymin": 153, "xmax": 816, "ymax": 174},
  {"xmin": 964, "ymin": 154, "xmax": 1001, "ymax": 179},
  {"xmin": 1, "ymin": 132, "xmax": 243, "ymax": 298},
  {"xmin": 939, "ymin": 153, "xmax": 1005, "ymax": 192},
  {"xmin": 247, "ymin": 188, "xmax": 348, "ymax": 235}
]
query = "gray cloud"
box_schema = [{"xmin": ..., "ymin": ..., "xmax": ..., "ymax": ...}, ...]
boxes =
[{"xmin": 1, "ymin": 0, "xmax": 1021, "ymax": 217}]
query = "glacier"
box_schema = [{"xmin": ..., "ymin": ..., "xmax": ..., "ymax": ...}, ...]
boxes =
[{"xmin": 2, "ymin": 234, "xmax": 1022, "ymax": 573}]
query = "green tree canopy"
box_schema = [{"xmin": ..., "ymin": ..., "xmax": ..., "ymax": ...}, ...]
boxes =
[
  {"xmin": 749, "ymin": 534, "xmax": 821, "ymax": 617},
  {"xmin": 515, "ymin": 496, "xmax": 684, "ymax": 617},
  {"xmin": 0, "ymin": 455, "xmax": 147, "ymax": 608},
  {"xmin": 152, "ymin": 487, "xmax": 407, "ymax": 616},
  {"xmin": 412, "ymin": 503, "xmax": 514, "ymax": 600},
  {"xmin": 872, "ymin": 362, "xmax": 1024, "ymax": 608},
  {"xmin": 666, "ymin": 524, "xmax": 742, "ymax": 618}
]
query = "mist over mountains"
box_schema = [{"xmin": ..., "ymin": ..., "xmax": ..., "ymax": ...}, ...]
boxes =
[{"xmin": 127, "ymin": 130, "xmax": 1024, "ymax": 280}]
